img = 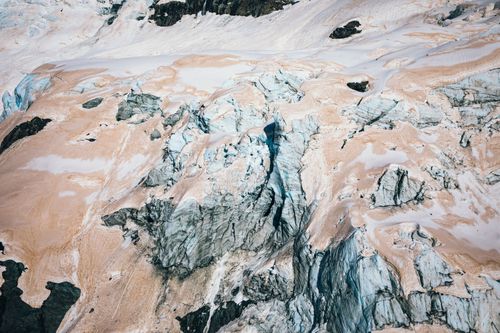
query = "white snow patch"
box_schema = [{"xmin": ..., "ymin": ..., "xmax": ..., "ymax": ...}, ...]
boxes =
[
  {"xmin": 59, "ymin": 191, "xmax": 76, "ymax": 197},
  {"xmin": 176, "ymin": 64, "xmax": 253, "ymax": 92},
  {"xmin": 22, "ymin": 155, "xmax": 111, "ymax": 174},
  {"xmin": 352, "ymin": 144, "xmax": 408, "ymax": 170}
]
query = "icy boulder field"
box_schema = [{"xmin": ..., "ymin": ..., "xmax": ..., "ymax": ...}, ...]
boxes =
[{"xmin": 0, "ymin": 0, "xmax": 499, "ymax": 332}]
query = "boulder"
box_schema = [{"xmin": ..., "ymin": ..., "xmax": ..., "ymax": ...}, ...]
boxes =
[{"xmin": 330, "ymin": 20, "xmax": 362, "ymax": 39}]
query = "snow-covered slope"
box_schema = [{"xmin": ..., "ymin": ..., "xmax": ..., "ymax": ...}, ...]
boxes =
[{"xmin": 0, "ymin": 0, "xmax": 499, "ymax": 332}]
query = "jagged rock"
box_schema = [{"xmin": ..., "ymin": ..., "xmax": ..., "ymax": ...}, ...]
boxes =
[
  {"xmin": 150, "ymin": 129, "xmax": 161, "ymax": 141},
  {"xmin": 347, "ymin": 81, "xmax": 368, "ymax": 92},
  {"xmin": 150, "ymin": 0, "xmax": 296, "ymax": 27},
  {"xmin": 414, "ymin": 249, "xmax": 453, "ymax": 289},
  {"xmin": 459, "ymin": 131, "xmax": 471, "ymax": 148},
  {"xmin": 82, "ymin": 97, "xmax": 103, "ymax": 109},
  {"xmin": 438, "ymin": 69, "xmax": 500, "ymax": 126},
  {"xmin": 252, "ymin": 70, "xmax": 305, "ymax": 103},
  {"xmin": 0, "ymin": 260, "xmax": 80, "ymax": 333},
  {"xmin": 102, "ymin": 207, "xmax": 138, "ymax": 228},
  {"xmin": 0, "ymin": 117, "xmax": 52, "ymax": 154},
  {"xmin": 149, "ymin": 1, "xmax": 188, "ymax": 27},
  {"xmin": 371, "ymin": 165, "xmax": 425, "ymax": 207},
  {"xmin": 1, "ymin": 74, "xmax": 51, "ymax": 122},
  {"xmin": 177, "ymin": 300, "xmax": 254, "ymax": 333},
  {"xmin": 106, "ymin": 0, "xmax": 124, "ymax": 25},
  {"xmin": 329, "ymin": 21, "xmax": 362, "ymax": 39},
  {"xmin": 446, "ymin": 4, "xmax": 465, "ymax": 20},
  {"xmin": 163, "ymin": 106, "xmax": 186, "ymax": 128},
  {"xmin": 485, "ymin": 169, "xmax": 500, "ymax": 185},
  {"xmin": 425, "ymin": 165, "xmax": 458, "ymax": 190},
  {"xmin": 116, "ymin": 92, "xmax": 162, "ymax": 121}
]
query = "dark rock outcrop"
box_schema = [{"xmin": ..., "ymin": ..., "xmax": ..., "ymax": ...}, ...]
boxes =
[
  {"xmin": 116, "ymin": 92, "xmax": 162, "ymax": 121},
  {"xmin": 0, "ymin": 260, "xmax": 81, "ymax": 333},
  {"xmin": 177, "ymin": 301, "xmax": 253, "ymax": 333},
  {"xmin": 150, "ymin": 0, "xmax": 296, "ymax": 27},
  {"xmin": 347, "ymin": 81, "xmax": 369, "ymax": 92},
  {"xmin": 0, "ymin": 117, "xmax": 52, "ymax": 155},
  {"xmin": 329, "ymin": 20, "xmax": 362, "ymax": 39},
  {"xmin": 459, "ymin": 131, "xmax": 471, "ymax": 148},
  {"xmin": 150, "ymin": 129, "xmax": 161, "ymax": 141},
  {"xmin": 446, "ymin": 4, "xmax": 465, "ymax": 20},
  {"xmin": 107, "ymin": 0, "xmax": 125, "ymax": 25},
  {"xmin": 82, "ymin": 97, "xmax": 103, "ymax": 109}
]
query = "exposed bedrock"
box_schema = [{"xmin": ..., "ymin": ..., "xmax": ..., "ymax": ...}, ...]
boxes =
[
  {"xmin": 347, "ymin": 80, "xmax": 369, "ymax": 92},
  {"xmin": 116, "ymin": 92, "xmax": 162, "ymax": 121},
  {"xmin": 329, "ymin": 20, "xmax": 362, "ymax": 39},
  {"xmin": 446, "ymin": 4, "xmax": 466, "ymax": 20},
  {"xmin": 150, "ymin": 0, "xmax": 297, "ymax": 27},
  {"xmin": 0, "ymin": 260, "xmax": 81, "ymax": 333},
  {"xmin": 82, "ymin": 97, "xmax": 103, "ymax": 109},
  {"xmin": 0, "ymin": 116, "xmax": 52, "ymax": 155}
]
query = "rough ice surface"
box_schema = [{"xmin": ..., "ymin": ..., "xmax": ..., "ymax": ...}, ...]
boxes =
[
  {"xmin": 371, "ymin": 165, "xmax": 425, "ymax": 207},
  {"xmin": 0, "ymin": 0, "xmax": 499, "ymax": 332},
  {"xmin": 1, "ymin": 74, "xmax": 51, "ymax": 122}
]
